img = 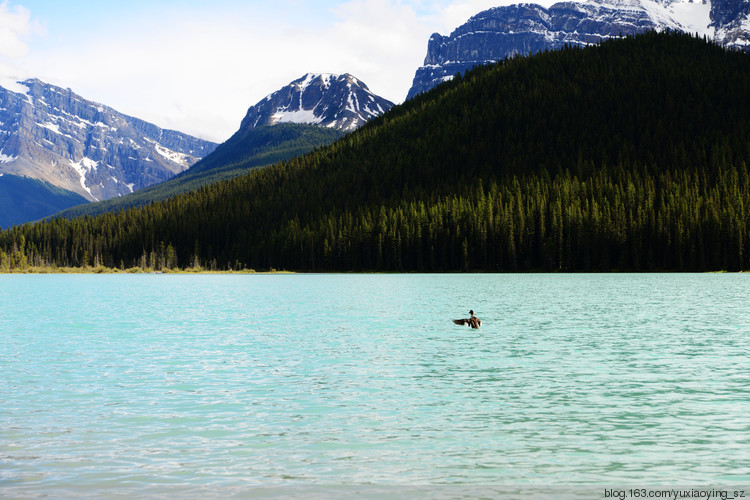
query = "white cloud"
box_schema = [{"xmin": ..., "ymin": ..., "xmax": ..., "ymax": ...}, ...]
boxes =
[
  {"xmin": 324, "ymin": 0, "xmax": 572, "ymax": 106},
  {"xmin": 19, "ymin": 1, "xmax": 434, "ymax": 141},
  {"xmin": 330, "ymin": 0, "xmax": 436, "ymax": 103},
  {"xmin": 20, "ymin": 9, "xmax": 280, "ymax": 141},
  {"xmin": 0, "ymin": 0, "xmax": 579, "ymax": 142},
  {"xmin": 438, "ymin": 1, "xmax": 520, "ymax": 32},
  {"xmin": 424, "ymin": 0, "xmax": 582, "ymax": 34},
  {"xmin": 0, "ymin": 1, "xmax": 43, "ymax": 58}
]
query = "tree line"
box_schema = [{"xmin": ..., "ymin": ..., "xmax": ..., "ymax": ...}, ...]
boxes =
[{"xmin": 1, "ymin": 31, "xmax": 748, "ymax": 272}]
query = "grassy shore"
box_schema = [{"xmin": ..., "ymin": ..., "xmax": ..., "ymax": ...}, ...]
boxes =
[
  {"xmin": 0, "ymin": 265, "xmax": 294, "ymax": 274},
  {"xmin": 1, "ymin": 265, "xmax": 742, "ymax": 274}
]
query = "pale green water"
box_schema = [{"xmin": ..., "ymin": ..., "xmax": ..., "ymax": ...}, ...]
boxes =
[{"xmin": 1, "ymin": 274, "xmax": 749, "ymax": 498}]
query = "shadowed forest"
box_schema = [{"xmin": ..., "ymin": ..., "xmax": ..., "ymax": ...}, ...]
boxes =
[{"xmin": 1, "ymin": 32, "xmax": 748, "ymax": 272}]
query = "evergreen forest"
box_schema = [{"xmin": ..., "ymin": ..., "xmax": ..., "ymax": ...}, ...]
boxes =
[
  {"xmin": 1, "ymin": 31, "xmax": 748, "ymax": 272},
  {"xmin": 57, "ymin": 123, "xmax": 343, "ymax": 219}
]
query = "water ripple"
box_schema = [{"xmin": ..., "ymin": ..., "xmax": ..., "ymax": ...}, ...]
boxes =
[{"xmin": 1, "ymin": 273, "xmax": 749, "ymax": 495}]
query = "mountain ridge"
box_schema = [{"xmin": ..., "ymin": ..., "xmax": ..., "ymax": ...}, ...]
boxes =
[
  {"xmin": 2, "ymin": 32, "xmax": 748, "ymax": 272},
  {"xmin": 407, "ymin": 0, "xmax": 749, "ymax": 98},
  {"xmin": 53, "ymin": 72, "xmax": 391, "ymax": 219},
  {"xmin": 56, "ymin": 123, "xmax": 343, "ymax": 219},
  {"xmin": 0, "ymin": 78, "xmax": 217, "ymax": 203},
  {"xmin": 242, "ymin": 73, "xmax": 394, "ymax": 132}
]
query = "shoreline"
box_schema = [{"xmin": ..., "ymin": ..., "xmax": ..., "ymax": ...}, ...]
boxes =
[
  {"xmin": 0, "ymin": 266, "xmax": 745, "ymax": 275},
  {"xmin": 0, "ymin": 266, "xmax": 294, "ymax": 275}
]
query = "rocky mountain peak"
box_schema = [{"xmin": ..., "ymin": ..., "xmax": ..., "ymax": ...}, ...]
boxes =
[
  {"xmin": 407, "ymin": 0, "xmax": 749, "ymax": 99},
  {"xmin": 710, "ymin": 0, "xmax": 750, "ymax": 48},
  {"xmin": 240, "ymin": 73, "xmax": 394, "ymax": 132},
  {"xmin": 0, "ymin": 78, "xmax": 217, "ymax": 202}
]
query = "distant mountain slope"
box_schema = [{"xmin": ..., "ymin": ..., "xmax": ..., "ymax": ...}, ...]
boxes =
[
  {"xmin": 54, "ymin": 73, "xmax": 391, "ymax": 219},
  {"xmin": 0, "ymin": 174, "xmax": 87, "ymax": 228},
  {"xmin": 242, "ymin": 73, "xmax": 394, "ymax": 132},
  {"xmin": 3, "ymin": 32, "xmax": 749, "ymax": 272},
  {"xmin": 187, "ymin": 121, "xmax": 344, "ymax": 178},
  {"xmin": 0, "ymin": 78, "xmax": 216, "ymax": 222},
  {"xmin": 57, "ymin": 123, "xmax": 342, "ymax": 218},
  {"xmin": 407, "ymin": 0, "xmax": 748, "ymax": 98}
]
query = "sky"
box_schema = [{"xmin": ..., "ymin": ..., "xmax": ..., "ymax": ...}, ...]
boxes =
[{"xmin": 0, "ymin": 0, "xmax": 563, "ymax": 142}]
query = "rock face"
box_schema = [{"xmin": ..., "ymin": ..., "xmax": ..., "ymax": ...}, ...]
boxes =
[
  {"xmin": 711, "ymin": 0, "xmax": 750, "ymax": 49},
  {"xmin": 0, "ymin": 79, "xmax": 217, "ymax": 202},
  {"xmin": 241, "ymin": 73, "xmax": 394, "ymax": 132},
  {"xmin": 407, "ymin": 0, "xmax": 750, "ymax": 99}
]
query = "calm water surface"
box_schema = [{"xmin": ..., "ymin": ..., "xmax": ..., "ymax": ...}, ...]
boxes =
[{"xmin": 1, "ymin": 274, "xmax": 749, "ymax": 497}]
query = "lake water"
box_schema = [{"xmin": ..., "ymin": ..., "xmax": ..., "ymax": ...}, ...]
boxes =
[{"xmin": 1, "ymin": 273, "xmax": 749, "ymax": 499}]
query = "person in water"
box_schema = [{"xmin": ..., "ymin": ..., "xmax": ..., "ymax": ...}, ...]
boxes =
[{"xmin": 453, "ymin": 310, "xmax": 481, "ymax": 328}]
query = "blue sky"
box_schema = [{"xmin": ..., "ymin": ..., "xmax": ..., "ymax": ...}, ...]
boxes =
[{"xmin": 0, "ymin": 0, "xmax": 556, "ymax": 141}]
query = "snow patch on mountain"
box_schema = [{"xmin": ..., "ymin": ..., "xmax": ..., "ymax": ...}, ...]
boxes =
[
  {"xmin": 271, "ymin": 108, "xmax": 322, "ymax": 126},
  {"xmin": 667, "ymin": 0, "xmax": 713, "ymax": 36},
  {"xmin": 0, "ymin": 149, "xmax": 16, "ymax": 163},
  {"xmin": 70, "ymin": 157, "xmax": 100, "ymax": 200},
  {"xmin": 0, "ymin": 78, "xmax": 31, "ymax": 98},
  {"xmin": 145, "ymin": 138, "xmax": 193, "ymax": 168}
]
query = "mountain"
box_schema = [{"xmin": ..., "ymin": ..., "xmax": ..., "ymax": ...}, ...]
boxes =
[
  {"xmin": 242, "ymin": 73, "xmax": 394, "ymax": 132},
  {"xmin": 57, "ymin": 123, "xmax": 343, "ymax": 219},
  {"xmin": 0, "ymin": 175, "xmax": 87, "ymax": 228},
  {"xmin": 407, "ymin": 0, "xmax": 749, "ymax": 99},
  {"xmin": 3, "ymin": 32, "xmax": 749, "ymax": 272},
  {"xmin": 0, "ymin": 78, "xmax": 217, "ymax": 208},
  {"xmin": 712, "ymin": 0, "xmax": 750, "ymax": 48},
  {"xmin": 54, "ymin": 72, "xmax": 391, "ymax": 219},
  {"xmin": 191, "ymin": 72, "xmax": 398, "ymax": 171}
]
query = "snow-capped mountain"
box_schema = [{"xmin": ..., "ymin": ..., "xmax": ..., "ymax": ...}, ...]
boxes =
[
  {"xmin": 241, "ymin": 73, "xmax": 394, "ymax": 132},
  {"xmin": 407, "ymin": 0, "xmax": 750, "ymax": 99},
  {"xmin": 0, "ymin": 78, "xmax": 217, "ymax": 202},
  {"xmin": 710, "ymin": 0, "xmax": 750, "ymax": 49}
]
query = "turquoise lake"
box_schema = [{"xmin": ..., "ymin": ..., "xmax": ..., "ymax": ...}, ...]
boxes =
[{"xmin": 1, "ymin": 273, "xmax": 749, "ymax": 498}]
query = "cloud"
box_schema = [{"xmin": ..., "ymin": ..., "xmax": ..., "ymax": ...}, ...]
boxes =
[
  {"xmin": 436, "ymin": 0, "xmax": 576, "ymax": 33},
  {"xmin": 326, "ymin": 0, "xmax": 574, "ymax": 105},
  {"xmin": 20, "ymin": 1, "xmax": 433, "ymax": 141},
  {"xmin": 330, "ymin": 0, "xmax": 435, "ymax": 102},
  {"xmin": 2, "ymin": 0, "xmax": 577, "ymax": 142},
  {"xmin": 21, "ymin": 8, "xmax": 277, "ymax": 141},
  {"xmin": 0, "ymin": 1, "xmax": 43, "ymax": 58}
]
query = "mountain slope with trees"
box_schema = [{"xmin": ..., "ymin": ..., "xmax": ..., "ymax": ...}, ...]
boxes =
[
  {"xmin": 56, "ymin": 123, "xmax": 343, "ymax": 218},
  {"xmin": 0, "ymin": 175, "xmax": 87, "ymax": 229},
  {"xmin": 1, "ymin": 32, "xmax": 748, "ymax": 272},
  {"xmin": 0, "ymin": 78, "xmax": 216, "ymax": 221}
]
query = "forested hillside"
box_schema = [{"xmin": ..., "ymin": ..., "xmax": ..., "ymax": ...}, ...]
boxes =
[
  {"xmin": 0, "ymin": 176, "xmax": 87, "ymax": 229},
  {"xmin": 57, "ymin": 123, "xmax": 343, "ymax": 218},
  {"xmin": 1, "ymin": 32, "xmax": 748, "ymax": 272}
]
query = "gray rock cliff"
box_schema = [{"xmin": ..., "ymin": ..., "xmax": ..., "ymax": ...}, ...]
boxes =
[
  {"xmin": 407, "ymin": 0, "xmax": 750, "ymax": 99},
  {"xmin": 0, "ymin": 79, "xmax": 217, "ymax": 202},
  {"xmin": 711, "ymin": 0, "xmax": 750, "ymax": 48}
]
